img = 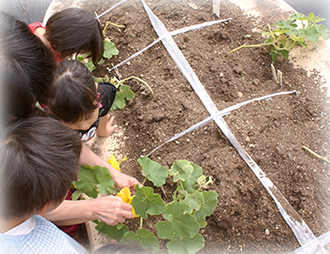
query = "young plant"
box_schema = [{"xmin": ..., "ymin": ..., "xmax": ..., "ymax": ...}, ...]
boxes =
[
  {"xmin": 72, "ymin": 157, "xmax": 218, "ymax": 254},
  {"xmin": 227, "ymin": 12, "xmax": 329, "ymax": 61}
]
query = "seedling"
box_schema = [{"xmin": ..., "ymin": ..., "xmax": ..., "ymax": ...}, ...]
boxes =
[
  {"xmin": 302, "ymin": 146, "xmax": 330, "ymax": 164},
  {"xmin": 227, "ymin": 13, "xmax": 329, "ymax": 61},
  {"xmin": 72, "ymin": 157, "xmax": 218, "ymax": 254}
]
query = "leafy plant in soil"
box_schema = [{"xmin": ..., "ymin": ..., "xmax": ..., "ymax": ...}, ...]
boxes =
[
  {"xmin": 78, "ymin": 20, "xmax": 154, "ymax": 111},
  {"xmin": 227, "ymin": 12, "xmax": 329, "ymax": 61},
  {"xmin": 72, "ymin": 157, "xmax": 218, "ymax": 254}
]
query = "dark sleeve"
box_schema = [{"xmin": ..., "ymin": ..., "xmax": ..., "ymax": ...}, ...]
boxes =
[{"xmin": 97, "ymin": 82, "xmax": 117, "ymax": 117}]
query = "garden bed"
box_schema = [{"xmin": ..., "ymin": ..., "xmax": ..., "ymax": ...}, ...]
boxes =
[{"xmin": 80, "ymin": 0, "xmax": 330, "ymax": 253}]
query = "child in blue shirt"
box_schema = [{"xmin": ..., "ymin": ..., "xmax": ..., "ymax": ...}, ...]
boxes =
[{"xmin": 0, "ymin": 117, "xmax": 88, "ymax": 254}]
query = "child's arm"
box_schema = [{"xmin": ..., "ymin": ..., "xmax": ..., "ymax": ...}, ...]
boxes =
[
  {"xmin": 44, "ymin": 196, "xmax": 133, "ymax": 226},
  {"xmin": 97, "ymin": 114, "xmax": 118, "ymax": 137}
]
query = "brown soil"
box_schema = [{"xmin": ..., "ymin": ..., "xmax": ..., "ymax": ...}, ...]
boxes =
[{"xmin": 80, "ymin": 0, "xmax": 330, "ymax": 253}]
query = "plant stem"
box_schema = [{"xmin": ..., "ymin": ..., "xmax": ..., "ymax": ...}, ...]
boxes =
[
  {"xmin": 142, "ymin": 177, "xmax": 147, "ymax": 185},
  {"xmin": 227, "ymin": 43, "xmax": 274, "ymax": 57},
  {"xmin": 302, "ymin": 146, "xmax": 330, "ymax": 163},
  {"xmin": 139, "ymin": 217, "xmax": 143, "ymax": 229},
  {"xmin": 118, "ymin": 76, "xmax": 154, "ymax": 97}
]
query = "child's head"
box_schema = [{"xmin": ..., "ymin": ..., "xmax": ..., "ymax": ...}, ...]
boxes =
[
  {"xmin": 48, "ymin": 59, "xmax": 99, "ymax": 130},
  {"xmin": 45, "ymin": 8, "xmax": 104, "ymax": 65},
  {"xmin": 0, "ymin": 116, "xmax": 82, "ymax": 220},
  {"xmin": 0, "ymin": 11, "xmax": 56, "ymax": 119}
]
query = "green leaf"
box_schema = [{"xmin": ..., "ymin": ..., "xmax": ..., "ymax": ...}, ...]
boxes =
[
  {"xmin": 121, "ymin": 228, "xmax": 159, "ymax": 253},
  {"xmin": 84, "ymin": 61, "xmax": 96, "ymax": 72},
  {"xmin": 120, "ymin": 85, "xmax": 136, "ymax": 101},
  {"xmin": 166, "ymin": 234, "xmax": 205, "ymax": 254},
  {"xmin": 103, "ymin": 40, "xmax": 119, "ymax": 59},
  {"xmin": 270, "ymin": 48, "xmax": 281, "ymax": 61},
  {"xmin": 314, "ymin": 24, "xmax": 329, "ymax": 40},
  {"xmin": 169, "ymin": 160, "xmax": 194, "ymax": 182},
  {"xmin": 104, "ymin": 75, "xmax": 110, "ymax": 82},
  {"xmin": 305, "ymin": 27, "xmax": 320, "ymax": 42},
  {"xmin": 132, "ymin": 185, "xmax": 165, "ymax": 219},
  {"xmin": 71, "ymin": 190, "xmax": 82, "ymax": 201},
  {"xmin": 77, "ymin": 55, "xmax": 84, "ymax": 62},
  {"xmin": 181, "ymin": 163, "xmax": 203, "ymax": 193},
  {"xmin": 308, "ymin": 13, "xmax": 325, "ymax": 24},
  {"xmin": 95, "ymin": 222, "xmax": 129, "ymax": 241},
  {"xmin": 73, "ymin": 165, "xmax": 115, "ymax": 198},
  {"xmin": 289, "ymin": 13, "xmax": 308, "ymax": 21},
  {"xmin": 137, "ymin": 156, "xmax": 168, "ymax": 187},
  {"xmin": 185, "ymin": 191, "xmax": 203, "ymax": 211},
  {"xmin": 94, "ymin": 77, "xmax": 103, "ymax": 83},
  {"xmin": 110, "ymin": 92, "xmax": 126, "ymax": 110},
  {"xmin": 194, "ymin": 191, "xmax": 218, "ymax": 227},
  {"xmin": 156, "ymin": 201, "xmax": 200, "ymax": 240}
]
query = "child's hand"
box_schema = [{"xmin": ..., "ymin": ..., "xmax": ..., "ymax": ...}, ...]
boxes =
[{"xmin": 97, "ymin": 114, "xmax": 118, "ymax": 137}]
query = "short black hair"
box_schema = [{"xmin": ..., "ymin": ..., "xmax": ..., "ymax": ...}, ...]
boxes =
[
  {"xmin": 0, "ymin": 11, "xmax": 56, "ymax": 120},
  {"xmin": 0, "ymin": 116, "xmax": 82, "ymax": 220},
  {"xmin": 48, "ymin": 59, "xmax": 98, "ymax": 124},
  {"xmin": 45, "ymin": 8, "xmax": 104, "ymax": 66},
  {"xmin": 93, "ymin": 243, "xmax": 151, "ymax": 254}
]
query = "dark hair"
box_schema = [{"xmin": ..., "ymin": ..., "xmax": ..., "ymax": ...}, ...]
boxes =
[
  {"xmin": 93, "ymin": 243, "xmax": 151, "ymax": 254},
  {"xmin": 45, "ymin": 8, "xmax": 104, "ymax": 66},
  {"xmin": 0, "ymin": 117, "xmax": 82, "ymax": 220},
  {"xmin": 48, "ymin": 59, "xmax": 98, "ymax": 123},
  {"xmin": 0, "ymin": 11, "xmax": 56, "ymax": 120}
]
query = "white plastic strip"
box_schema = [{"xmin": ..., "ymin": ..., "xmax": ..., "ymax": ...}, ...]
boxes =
[
  {"xmin": 140, "ymin": 0, "xmax": 325, "ymax": 252},
  {"xmin": 146, "ymin": 90, "xmax": 297, "ymax": 156},
  {"xmin": 107, "ymin": 18, "xmax": 231, "ymax": 74},
  {"xmin": 95, "ymin": 0, "xmax": 129, "ymax": 19},
  {"xmin": 292, "ymin": 230, "xmax": 330, "ymax": 254}
]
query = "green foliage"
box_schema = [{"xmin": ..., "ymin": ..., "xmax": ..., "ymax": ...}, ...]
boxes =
[
  {"xmin": 120, "ymin": 228, "xmax": 159, "ymax": 253},
  {"xmin": 110, "ymin": 84, "xmax": 135, "ymax": 110},
  {"xmin": 227, "ymin": 12, "xmax": 329, "ymax": 61},
  {"xmin": 132, "ymin": 185, "xmax": 166, "ymax": 219},
  {"xmin": 138, "ymin": 156, "xmax": 168, "ymax": 186},
  {"xmin": 73, "ymin": 158, "xmax": 217, "ymax": 253},
  {"xmin": 95, "ymin": 222, "xmax": 129, "ymax": 241},
  {"xmin": 72, "ymin": 165, "xmax": 115, "ymax": 198},
  {"xmin": 103, "ymin": 39, "xmax": 119, "ymax": 59}
]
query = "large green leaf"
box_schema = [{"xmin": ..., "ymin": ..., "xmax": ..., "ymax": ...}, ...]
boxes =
[
  {"xmin": 156, "ymin": 201, "xmax": 200, "ymax": 240},
  {"xmin": 110, "ymin": 92, "xmax": 125, "ymax": 110},
  {"xmin": 138, "ymin": 156, "xmax": 168, "ymax": 187},
  {"xmin": 314, "ymin": 24, "xmax": 330, "ymax": 40},
  {"xmin": 95, "ymin": 222, "xmax": 128, "ymax": 241},
  {"xmin": 181, "ymin": 163, "xmax": 203, "ymax": 193},
  {"xmin": 166, "ymin": 233, "xmax": 205, "ymax": 254},
  {"xmin": 185, "ymin": 191, "xmax": 203, "ymax": 211},
  {"xmin": 73, "ymin": 165, "xmax": 115, "ymax": 198},
  {"xmin": 103, "ymin": 40, "xmax": 119, "ymax": 59},
  {"xmin": 131, "ymin": 185, "xmax": 165, "ymax": 219},
  {"xmin": 194, "ymin": 191, "xmax": 218, "ymax": 227},
  {"xmin": 169, "ymin": 160, "xmax": 194, "ymax": 182},
  {"xmin": 120, "ymin": 85, "xmax": 135, "ymax": 101},
  {"xmin": 121, "ymin": 228, "xmax": 159, "ymax": 253}
]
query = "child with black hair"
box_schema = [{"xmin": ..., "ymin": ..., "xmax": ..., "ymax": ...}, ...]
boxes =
[
  {"xmin": 0, "ymin": 117, "xmax": 88, "ymax": 254},
  {"xmin": 28, "ymin": 7, "xmax": 104, "ymax": 65},
  {"xmin": 0, "ymin": 11, "xmax": 56, "ymax": 120},
  {"xmin": 46, "ymin": 59, "xmax": 117, "ymax": 142}
]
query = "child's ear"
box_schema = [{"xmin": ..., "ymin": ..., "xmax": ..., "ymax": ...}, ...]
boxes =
[{"xmin": 39, "ymin": 204, "xmax": 51, "ymax": 216}]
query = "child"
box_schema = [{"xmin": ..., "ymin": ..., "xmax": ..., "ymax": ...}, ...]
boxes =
[
  {"xmin": 0, "ymin": 11, "xmax": 56, "ymax": 120},
  {"xmin": 28, "ymin": 7, "xmax": 104, "ymax": 65},
  {"xmin": 46, "ymin": 59, "xmax": 117, "ymax": 142},
  {"xmin": 0, "ymin": 116, "xmax": 88, "ymax": 254}
]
